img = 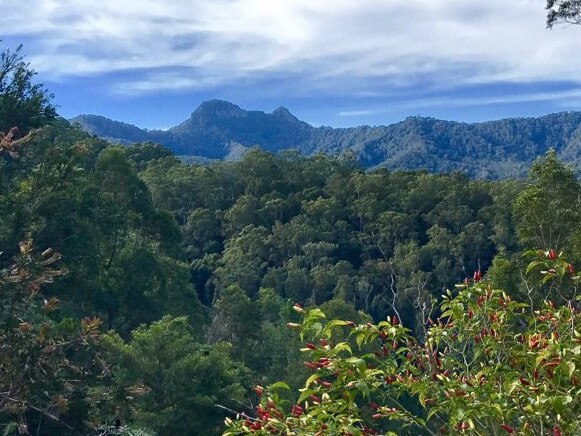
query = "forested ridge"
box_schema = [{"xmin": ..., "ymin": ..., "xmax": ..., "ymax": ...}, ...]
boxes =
[
  {"xmin": 71, "ymin": 101, "xmax": 581, "ymax": 179},
  {"xmin": 1, "ymin": 38, "xmax": 580, "ymax": 436}
]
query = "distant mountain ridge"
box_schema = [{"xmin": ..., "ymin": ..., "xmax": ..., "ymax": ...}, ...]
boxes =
[{"xmin": 70, "ymin": 100, "xmax": 581, "ymax": 178}]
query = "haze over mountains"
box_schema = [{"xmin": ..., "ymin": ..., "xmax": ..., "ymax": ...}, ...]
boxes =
[{"xmin": 70, "ymin": 99, "xmax": 581, "ymax": 179}]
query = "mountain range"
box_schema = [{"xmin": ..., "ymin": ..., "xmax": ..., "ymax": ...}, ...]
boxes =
[{"xmin": 70, "ymin": 100, "xmax": 581, "ymax": 178}]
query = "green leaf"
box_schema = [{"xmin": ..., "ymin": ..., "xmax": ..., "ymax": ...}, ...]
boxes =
[
  {"xmin": 297, "ymin": 388, "xmax": 315, "ymax": 404},
  {"xmin": 505, "ymin": 378, "xmax": 519, "ymax": 395},
  {"xmin": 2, "ymin": 422, "xmax": 18, "ymax": 436},
  {"xmin": 427, "ymin": 407, "xmax": 441, "ymax": 421},
  {"xmin": 419, "ymin": 392, "xmax": 426, "ymax": 407},
  {"xmin": 441, "ymin": 309, "xmax": 454, "ymax": 319},
  {"xmin": 354, "ymin": 380, "xmax": 370, "ymax": 398},
  {"xmin": 567, "ymin": 361, "xmax": 576, "ymax": 377},
  {"xmin": 326, "ymin": 319, "xmax": 353, "ymax": 328},
  {"xmin": 269, "ymin": 381, "xmax": 291, "ymax": 391},
  {"xmin": 346, "ymin": 357, "xmax": 367, "ymax": 374},
  {"xmin": 355, "ymin": 332, "xmax": 365, "ymax": 349},
  {"xmin": 333, "ymin": 342, "xmax": 352, "ymax": 355},
  {"xmin": 306, "ymin": 308, "xmax": 327, "ymax": 321},
  {"xmin": 526, "ymin": 260, "xmax": 541, "ymax": 275},
  {"xmin": 304, "ymin": 373, "xmax": 320, "ymax": 389}
]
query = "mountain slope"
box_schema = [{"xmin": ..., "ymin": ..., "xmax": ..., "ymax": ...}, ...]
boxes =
[
  {"xmin": 69, "ymin": 114, "xmax": 160, "ymax": 145},
  {"xmin": 70, "ymin": 100, "xmax": 581, "ymax": 178}
]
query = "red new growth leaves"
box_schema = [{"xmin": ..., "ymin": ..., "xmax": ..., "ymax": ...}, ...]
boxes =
[
  {"xmin": 0, "ymin": 127, "xmax": 29, "ymax": 158},
  {"xmin": 500, "ymin": 423, "xmax": 514, "ymax": 433},
  {"xmin": 291, "ymin": 404, "xmax": 303, "ymax": 417}
]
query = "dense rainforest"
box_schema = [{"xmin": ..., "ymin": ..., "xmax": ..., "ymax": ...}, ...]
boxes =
[{"xmin": 1, "ymin": 41, "xmax": 580, "ymax": 435}]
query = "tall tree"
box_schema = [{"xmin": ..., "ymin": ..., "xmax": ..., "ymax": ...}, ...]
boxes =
[
  {"xmin": 513, "ymin": 150, "xmax": 581, "ymax": 251},
  {"xmin": 103, "ymin": 316, "xmax": 248, "ymax": 436},
  {"xmin": 0, "ymin": 43, "xmax": 55, "ymax": 135}
]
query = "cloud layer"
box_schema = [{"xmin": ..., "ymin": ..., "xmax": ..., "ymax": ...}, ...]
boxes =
[
  {"xmin": 3, "ymin": 0, "xmax": 581, "ymax": 127},
  {"xmin": 3, "ymin": 1, "xmax": 580, "ymax": 92}
]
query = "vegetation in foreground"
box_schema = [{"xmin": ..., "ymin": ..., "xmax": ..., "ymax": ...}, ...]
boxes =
[{"xmin": 225, "ymin": 250, "xmax": 580, "ymax": 435}]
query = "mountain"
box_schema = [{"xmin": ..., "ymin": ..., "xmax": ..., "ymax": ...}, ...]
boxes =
[
  {"xmin": 167, "ymin": 100, "xmax": 312, "ymax": 158},
  {"xmin": 70, "ymin": 100, "xmax": 581, "ymax": 178},
  {"xmin": 69, "ymin": 114, "xmax": 161, "ymax": 145}
]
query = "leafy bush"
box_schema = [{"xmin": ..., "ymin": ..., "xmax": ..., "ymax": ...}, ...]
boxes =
[{"xmin": 224, "ymin": 252, "xmax": 580, "ymax": 435}]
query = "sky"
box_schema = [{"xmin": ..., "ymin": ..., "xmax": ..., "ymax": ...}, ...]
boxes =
[{"xmin": 2, "ymin": 0, "xmax": 581, "ymax": 129}]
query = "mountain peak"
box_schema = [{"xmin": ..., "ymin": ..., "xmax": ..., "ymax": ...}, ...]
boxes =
[
  {"xmin": 272, "ymin": 106, "xmax": 291, "ymax": 115},
  {"xmin": 192, "ymin": 100, "xmax": 244, "ymax": 119},
  {"xmin": 272, "ymin": 106, "xmax": 298, "ymax": 120}
]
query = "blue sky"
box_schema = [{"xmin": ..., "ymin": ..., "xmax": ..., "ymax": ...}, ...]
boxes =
[{"xmin": 2, "ymin": 0, "xmax": 581, "ymax": 129}]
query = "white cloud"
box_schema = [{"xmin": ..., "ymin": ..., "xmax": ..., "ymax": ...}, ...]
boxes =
[
  {"xmin": 336, "ymin": 87, "xmax": 581, "ymax": 118},
  {"xmin": 2, "ymin": 0, "xmax": 581, "ymax": 95},
  {"xmin": 338, "ymin": 110, "xmax": 381, "ymax": 117},
  {"xmin": 111, "ymin": 71, "xmax": 222, "ymax": 95},
  {"xmin": 410, "ymin": 88, "xmax": 581, "ymax": 109}
]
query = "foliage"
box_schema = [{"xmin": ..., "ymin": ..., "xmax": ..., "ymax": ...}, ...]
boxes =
[
  {"xmin": 513, "ymin": 150, "xmax": 581, "ymax": 252},
  {"xmin": 101, "ymin": 316, "xmax": 249, "ymax": 436},
  {"xmin": 0, "ymin": 241, "xmax": 103, "ymax": 434},
  {"xmin": 141, "ymin": 150, "xmax": 515, "ymax": 332},
  {"xmin": 0, "ymin": 114, "xmax": 208, "ymax": 432},
  {"xmin": 224, "ymin": 256, "xmax": 581, "ymax": 436},
  {"xmin": 0, "ymin": 43, "xmax": 56, "ymax": 135},
  {"xmin": 0, "ymin": 127, "xmax": 36, "ymax": 159},
  {"xmin": 124, "ymin": 142, "xmax": 173, "ymax": 170},
  {"xmin": 2, "ymin": 133, "xmax": 205, "ymax": 335},
  {"xmin": 546, "ymin": 0, "xmax": 581, "ymax": 27}
]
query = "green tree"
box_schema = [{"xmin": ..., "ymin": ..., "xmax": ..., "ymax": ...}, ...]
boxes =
[
  {"xmin": 103, "ymin": 316, "xmax": 248, "ymax": 436},
  {"xmin": 546, "ymin": 0, "xmax": 581, "ymax": 27},
  {"xmin": 215, "ymin": 226, "xmax": 271, "ymax": 296},
  {"xmin": 208, "ymin": 285, "xmax": 261, "ymax": 365},
  {"xmin": 513, "ymin": 150, "xmax": 581, "ymax": 252},
  {"xmin": 85, "ymin": 147, "xmax": 205, "ymax": 333},
  {"xmin": 0, "ymin": 44, "xmax": 56, "ymax": 135},
  {"xmin": 253, "ymin": 289, "xmax": 305, "ymax": 388},
  {"xmin": 125, "ymin": 142, "xmax": 173, "ymax": 170}
]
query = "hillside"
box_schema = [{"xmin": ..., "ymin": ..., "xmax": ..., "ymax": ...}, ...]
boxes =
[{"xmin": 70, "ymin": 100, "xmax": 581, "ymax": 178}]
